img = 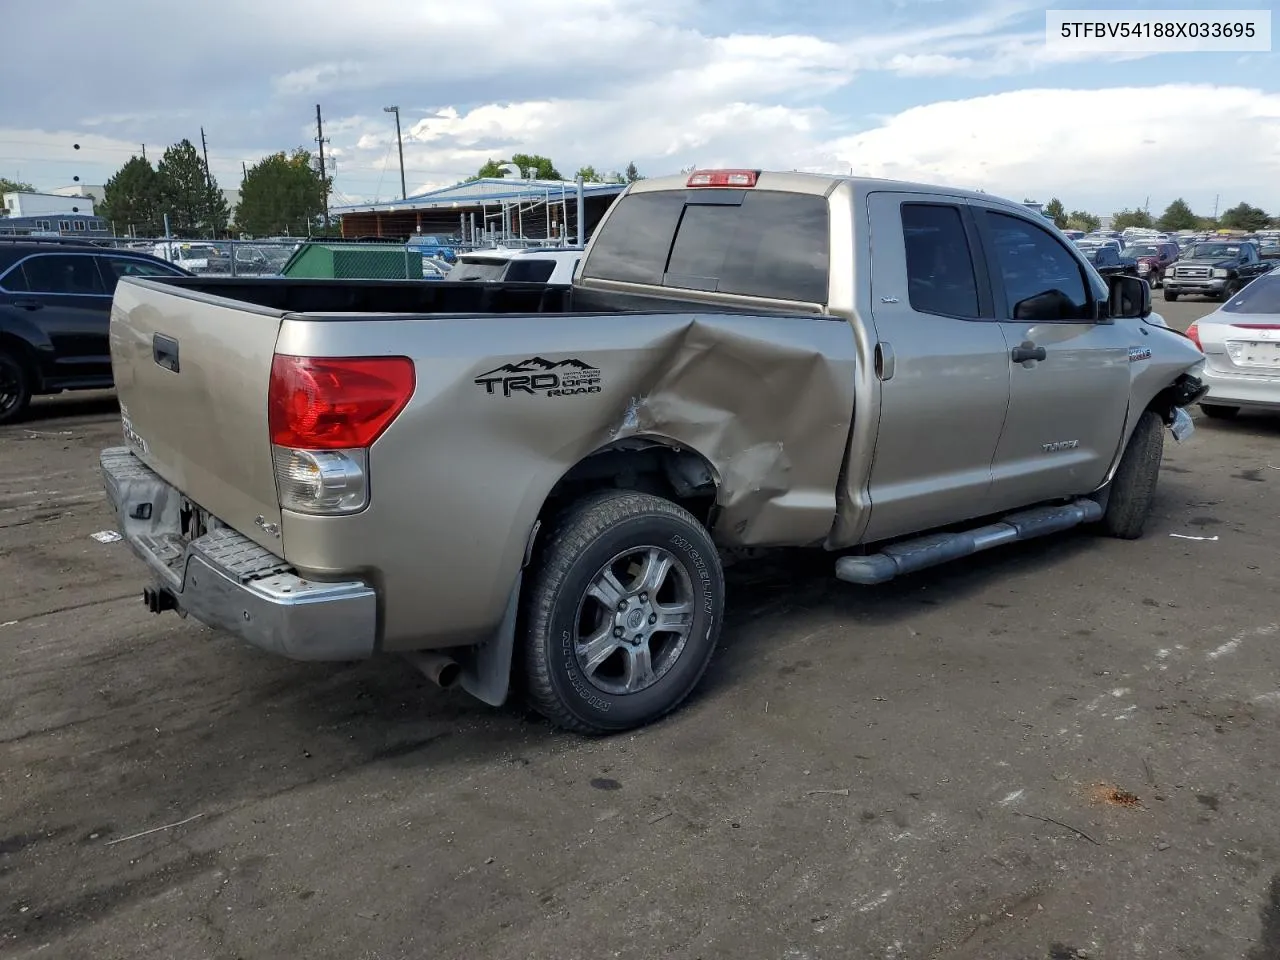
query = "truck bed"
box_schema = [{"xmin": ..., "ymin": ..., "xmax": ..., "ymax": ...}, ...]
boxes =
[{"xmin": 147, "ymin": 276, "xmax": 826, "ymax": 319}]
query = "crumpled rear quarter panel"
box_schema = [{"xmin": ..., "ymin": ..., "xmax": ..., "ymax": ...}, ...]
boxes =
[{"xmin": 274, "ymin": 310, "xmax": 857, "ymax": 651}]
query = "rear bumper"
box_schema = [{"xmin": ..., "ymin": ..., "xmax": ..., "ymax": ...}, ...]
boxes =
[
  {"xmin": 100, "ymin": 446, "xmax": 378, "ymax": 661},
  {"xmin": 1199, "ymin": 369, "xmax": 1280, "ymax": 410}
]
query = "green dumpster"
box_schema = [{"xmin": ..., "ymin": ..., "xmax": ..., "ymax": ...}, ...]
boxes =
[{"xmin": 280, "ymin": 242, "xmax": 424, "ymax": 280}]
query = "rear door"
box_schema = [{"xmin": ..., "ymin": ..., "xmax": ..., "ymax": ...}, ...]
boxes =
[
  {"xmin": 110, "ymin": 278, "xmax": 287, "ymax": 547},
  {"xmin": 973, "ymin": 205, "xmax": 1132, "ymax": 510},
  {"xmin": 1, "ymin": 252, "xmax": 113, "ymax": 382},
  {"xmin": 861, "ymin": 193, "xmax": 1011, "ymax": 543}
]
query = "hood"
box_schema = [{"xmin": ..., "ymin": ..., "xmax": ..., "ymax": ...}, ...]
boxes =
[{"xmin": 1178, "ymin": 256, "xmax": 1237, "ymax": 268}]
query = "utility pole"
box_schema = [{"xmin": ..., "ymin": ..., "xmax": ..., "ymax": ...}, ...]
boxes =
[
  {"xmin": 141, "ymin": 144, "xmax": 146, "ymax": 161},
  {"xmin": 383, "ymin": 105, "xmax": 407, "ymax": 200},
  {"xmin": 200, "ymin": 128, "xmax": 212, "ymax": 189},
  {"xmin": 315, "ymin": 104, "xmax": 331, "ymax": 233},
  {"xmin": 1212, "ymin": 194, "xmax": 1220, "ymax": 220}
]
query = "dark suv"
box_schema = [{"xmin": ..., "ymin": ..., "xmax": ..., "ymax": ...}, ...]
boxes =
[{"xmin": 0, "ymin": 238, "xmax": 191, "ymax": 423}]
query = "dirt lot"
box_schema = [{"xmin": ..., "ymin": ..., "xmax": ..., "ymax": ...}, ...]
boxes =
[{"xmin": 3, "ymin": 294, "xmax": 1279, "ymax": 960}]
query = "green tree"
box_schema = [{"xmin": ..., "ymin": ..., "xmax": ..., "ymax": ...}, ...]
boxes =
[
  {"xmin": 1218, "ymin": 201, "xmax": 1270, "ymax": 232},
  {"xmin": 157, "ymin": 139, "xmax": 228, "ymax": 237},
  {"xmin": 1111, "ymin": 207, "xmax": 1154, "ymax": 230},
  {"xmin": 1067, "ymin": 210, "xmax": 1100, "ymax": 232},
  {"xmin": 470, "ymin": 153, "xmax": 562, "ymax": 181},
  {"xmin": 624, "ymin": 161, "xmax": 643, "ymax": 183},
  {"xmin": 1156, "ymin": 198, "xmax": 1198, "ymax": 232},
  {"xmin": 1043, "ymin": 197, "xmax": 1067, "ymax": 229},
  {"xmin": 98, "ymin": 156, "xmax": 162, "ymax": 235},
  {"xmin": 575, "ymin": 165, "xmax": 603, "ymax": 182},
  {"xmin": 236, "ymin": 148, "xmax": 329, "ymax": 237}
]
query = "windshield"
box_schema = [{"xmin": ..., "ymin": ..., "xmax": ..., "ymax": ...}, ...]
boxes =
[
  {"xmin": 1128, "ymin": 245, "xmax": 1161, "ymax": 257},
  {"xmin": 1222, "ymin": 273, "xmax": 1280, "ymax": 314},
  {"xmin": 449, "ymin": 257, "xmax": 510, "ymax": 281},
  {"xmin": 1190, "ymin": 243, "xmax": 1239, "ymax": 258}
]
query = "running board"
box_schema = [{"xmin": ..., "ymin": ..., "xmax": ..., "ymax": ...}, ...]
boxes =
[{"xmin": 834, "ymin": 498, "xmax": 1103, "ymax": 586}]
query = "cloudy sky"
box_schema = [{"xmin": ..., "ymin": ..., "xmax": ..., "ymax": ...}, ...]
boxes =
[{"xmin": 3, "ymin": 0, "xmax": 1278, "ymax": 218}]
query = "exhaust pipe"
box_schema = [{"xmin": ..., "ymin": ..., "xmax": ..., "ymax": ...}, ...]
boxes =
[{"xmin": 404, "ymin": 650, "xmax": 461, "ymax": 689}]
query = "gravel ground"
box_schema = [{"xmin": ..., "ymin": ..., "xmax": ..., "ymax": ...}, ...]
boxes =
[{"xmin": 3, "ymin": 293, "xmax": 1280, "ymax": 960}]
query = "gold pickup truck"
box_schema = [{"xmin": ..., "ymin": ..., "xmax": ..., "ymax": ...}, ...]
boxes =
[{"xmin": 100, "ymin": 169, "xmax": 1207, "ymax": 734}]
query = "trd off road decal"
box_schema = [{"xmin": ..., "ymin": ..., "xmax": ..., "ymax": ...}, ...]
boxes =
[{"xmin": 474, "ymin": 356, "xmax": 602, "ymax": 398}]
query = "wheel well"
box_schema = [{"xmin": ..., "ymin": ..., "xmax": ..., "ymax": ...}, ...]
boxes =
[
  {"xmin": 1145, "ymin": 373, "xmax": 1208, "ymax": 426},
  {"xmin": 538, "ymin": 440, "xmax": 720, "ymax": 528},
  {"xmin": 0, "ymin": 333, "xmax": 40, "ymax": 386}
]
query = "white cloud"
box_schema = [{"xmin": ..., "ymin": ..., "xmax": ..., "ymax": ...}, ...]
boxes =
[
  {"xmin": 820, "ymin": 85, "xmax": 1280, "ymax": 214},
  {"xmin": 3, "ymin": 0, "xmax": 1279, "ymax": 218}
]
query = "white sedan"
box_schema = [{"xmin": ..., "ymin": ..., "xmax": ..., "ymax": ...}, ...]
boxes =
[{"xmin": 1187, "ymin": 268, "xmax": 1280, "ymax": 418}]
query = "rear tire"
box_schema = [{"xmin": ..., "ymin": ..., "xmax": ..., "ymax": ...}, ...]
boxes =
[
  {"xmin": 522, "ymin": 490, "xmax": 724, "ymax": 734},
  {"xmin": 0, "ymin": 348, "xmax": 33, "ymax": 426},
  {"xmin": 1097, "ymin": 410, "xmax": 1164, "ymax": 540},
  {"xmin": 1200, "ymin": 403, "xmax": 1239, "ymax": 419}
]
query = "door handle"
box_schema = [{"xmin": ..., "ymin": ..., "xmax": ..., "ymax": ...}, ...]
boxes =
[
  {"xmin": 12, "ymin": 298, "xmax": 43, "ymax": 311},
  {"xmin": 153, "ymin": 333, "xmax": 180, "ymax": 373},
  {"xmin": 1011, "ymin": 341, "xmax": 1047, "ymax": 364},
  {"xmin": 875, "ymin": 341, "xmax": 895, "ymax": 381}
]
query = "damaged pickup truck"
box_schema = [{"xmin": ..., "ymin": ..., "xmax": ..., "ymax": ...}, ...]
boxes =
[{"xmin": 100, "ymin": 169, "xmax": 1207, "ymax": 734}]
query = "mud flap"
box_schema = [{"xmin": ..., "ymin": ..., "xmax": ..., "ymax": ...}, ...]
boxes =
[{"xmin": 457, "ymin": 572, "xmax": 522, "ymax": 707}]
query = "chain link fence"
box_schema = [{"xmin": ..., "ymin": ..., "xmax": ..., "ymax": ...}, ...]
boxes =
[{"xmin": 85, "ymin": 236, "xmax": 581, "ymax": 280}]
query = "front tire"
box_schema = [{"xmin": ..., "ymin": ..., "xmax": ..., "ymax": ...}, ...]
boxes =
[
  {"xmin": 1164, "ymin": 290, "xmax": 1179, "ymax": 302},
  {"xmin": 522, "ymin": 490, "xmax": 725, "ymax": 734},
  {"xmin": 0, "ymin": 348, "xmax": 33, "ymax": 426},
  {"xmin": 1097, "ymin": 410, "xmax": 1164, "ymax": 540},
  {"xmin": 1221, "ymin": 280, "xmax": 1241, "ymax": 302}
]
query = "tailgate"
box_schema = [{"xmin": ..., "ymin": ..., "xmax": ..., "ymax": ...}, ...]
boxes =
[{"xmin": 109, "ymin": 278, "xmax": 285, "ymax": 549}]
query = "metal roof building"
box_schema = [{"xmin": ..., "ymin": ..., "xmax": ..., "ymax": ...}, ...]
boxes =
[{"xmin": 330, "ymin": 178, "xmax": 628, "ymax": 245}]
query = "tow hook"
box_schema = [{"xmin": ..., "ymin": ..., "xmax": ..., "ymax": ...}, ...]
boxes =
[{"xmin": 142, "ymin": 585, "xmax": 177, "ymax": 614}]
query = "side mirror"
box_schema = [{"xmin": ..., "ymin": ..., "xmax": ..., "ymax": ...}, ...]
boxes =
[
  {"xmin": 1108, "ymin": 274, "xmax": 1151, "ymax": 319},
  {"xmin": 1013, "ymin": 289, "xmax": 1072, "ymax": 321}
]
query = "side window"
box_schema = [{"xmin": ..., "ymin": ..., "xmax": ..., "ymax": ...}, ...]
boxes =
[
  {"xmin": 581, "ymin": 192, "xmax": 685, "ymax": 286},
  {"xmin": 984, "ymin": 211, "xmax": 1091, "ymax": 320},
  {"xmin": 58, "ymin": 220, "xmax": 71, "ymax": 232},
  {"xmin": 100, "ymin": 257, "xmax": 183, "ymax": 292},
  {"xmin": 901, "ymin": 202, "xmax": 981, "ymax": 319},
  {"xmin": 664, "ymin": 191, "xmax": 829, "ymax": 302},
  {"xmin": 0, "ymin": 262, "xmax": 30, "ymax": 291},
  {"xmin": 503, "ymin": 258, "xmax": 557, "ymax": 283},
  {"xmin": 20, "ymin": 254, "xmax": 107, "ymax": 295}
]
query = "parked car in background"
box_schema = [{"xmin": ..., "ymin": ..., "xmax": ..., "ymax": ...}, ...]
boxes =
[
  {"xmin": 448, "ymin": 247, "xmax": 582, "ymax": 284},
  {"xmin": 421, "ymin": 259, "xmax": 451, "ymax": 281},
  {"xmin": 152, "ymin": 241, "xmax": 220, "ymax": 272},
  {"xmin": 0, "ymin": 239, "xmax": 191, "ymax": 423},
  {"xmin": 1164, "ymin": 240, "xmax": 1270, "ymax": 302},
  {"xmin": 406, "ymin": 234, "xmax": 458, "ymax": 264},
  {"xmin": 1079, "ymin": 243, "xmax": 1140, "ymax": 279},
  {"xmin": 1123, "ymin": 240, "xmax": 1180, "ymax": 288},
  {"xmin": 1186, "ymin": 269, "xmax": 1280, "ymax": 418}
]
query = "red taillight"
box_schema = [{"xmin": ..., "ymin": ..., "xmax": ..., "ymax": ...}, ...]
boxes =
[
  {"xmin": 1185, "ymin": 322, "xmax": 1201, "ymax": 350},
  {"xmin": 268, "ymin": 355, "xmax": 415, "ymax": 450},
  {"xmin": 686, "ymin": 169, "xmax": 759, "ymax": 187}
]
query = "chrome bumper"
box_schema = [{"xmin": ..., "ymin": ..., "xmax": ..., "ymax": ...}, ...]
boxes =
[
  {"xmin": 100, "ymin": 446, "xmax": 378, "ymax": 661},
  {"xmin": 1164, "ymin": 276, "xmax": 1226, "ymax": 294}
]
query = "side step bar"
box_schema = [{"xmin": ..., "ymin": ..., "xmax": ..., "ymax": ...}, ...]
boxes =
[{"xmin": 835, "ymin": 498, "xmax": 1103, "ymax": 586}]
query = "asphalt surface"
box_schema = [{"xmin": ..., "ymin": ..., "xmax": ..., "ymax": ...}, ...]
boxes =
[{"xmin": 4, "ymin": 292, "xmax": 1280, "ymax": 960}]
